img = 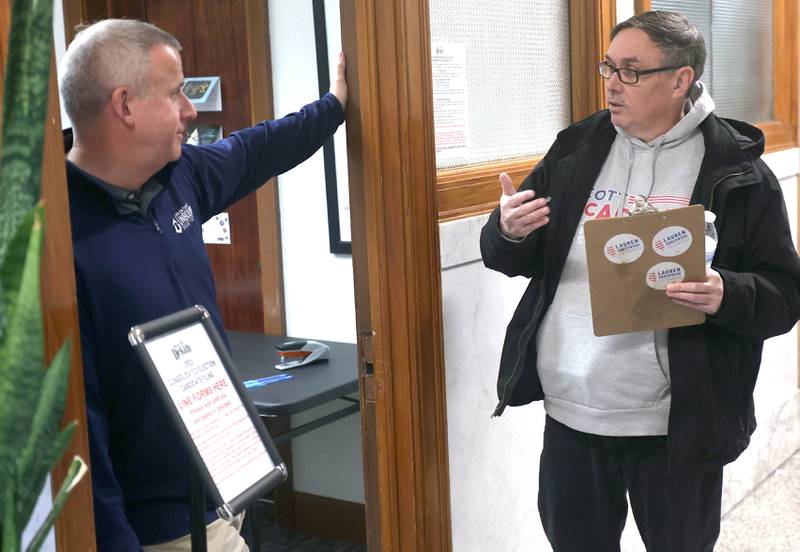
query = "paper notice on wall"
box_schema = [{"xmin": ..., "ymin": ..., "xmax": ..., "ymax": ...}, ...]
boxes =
[
  {"xmin": 202, "ymin": 213, "xmax": 231, "ymax": 245},
  {"xmin": 144, "ymin": 323, "xmax": 274, "ymax": 502},
  {"xmin": 431, "ymin": 42, "xmax": 469, "ymax": 165}
]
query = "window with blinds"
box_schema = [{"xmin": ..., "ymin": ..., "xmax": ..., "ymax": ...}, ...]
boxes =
[
  {"xmin": 428, "ymin": 0, "xmax": 571, "ymax": 170},
  {"xmin": 650, "ymin": 0, "xmax": 773, "ymax": 123}
]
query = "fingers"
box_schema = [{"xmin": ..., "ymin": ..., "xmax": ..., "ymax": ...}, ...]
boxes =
[
  {"xmin": 499, "ymin": 172, "xmax": 550, "ymax": 239},
  {"xmin": 666, "ymin": 282, "xmax": 708, "ymax": 294},
  {"xmin": 499, "ymin": 172, "xmax": 516, "ymax": 197},
  {"xmin": 331, "ymin": 51, "xmax": 347, "ymax": 109},
  {"xmin": 665, "ymin": 270, "xmax": 723, "ymax": 315},
  {"xmin": 518, "ymin": 205, "xmax": 551, "ymax": 230},
  {"xmin": 498, "ymin": 173, "xmax": 535, "ymax": 208}
]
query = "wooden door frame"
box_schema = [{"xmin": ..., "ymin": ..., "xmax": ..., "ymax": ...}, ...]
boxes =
[
  {"xmin": 341, "ymin": 0, "xmax": 452, "ymax": 549},
  {"xmin": 0, "ymin": 7, "xmax": 97, "ymax": 550},
  {"xmin": 41, "ymin": 48, "xmax": 97, "ymax": 550}
]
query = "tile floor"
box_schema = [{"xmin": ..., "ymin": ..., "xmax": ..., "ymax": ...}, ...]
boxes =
[
  {"xmin": 245, "ymin": 449, "xmax": 800, "ymax": 551},
  {"xmin": 716, "ymin": 448, "xmax": 800, "ymax": 551}
]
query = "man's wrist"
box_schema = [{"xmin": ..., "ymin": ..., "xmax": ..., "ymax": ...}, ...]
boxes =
[{"xmin": 498, "ymin": 223, "xmax": 526, "ymax": 243}]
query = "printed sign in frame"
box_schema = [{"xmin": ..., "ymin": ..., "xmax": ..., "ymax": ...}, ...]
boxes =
[{"xmin": 128, "ymin": 305, "xmax": 286, "ymax": 520}]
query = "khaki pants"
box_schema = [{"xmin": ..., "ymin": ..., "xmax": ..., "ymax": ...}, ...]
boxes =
[{"xmin": 141, "ymin": 513, "xmax": 249, "ymax": 552}]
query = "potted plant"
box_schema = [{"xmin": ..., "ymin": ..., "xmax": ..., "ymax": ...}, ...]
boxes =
[{"xmin": 0, "ymin": 0, "xmax": 86, "ymax": 550}]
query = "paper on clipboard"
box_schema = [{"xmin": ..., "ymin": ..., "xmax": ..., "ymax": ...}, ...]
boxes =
[{"xmin": 583, "ymin": 204, "xmax": 706, "ymax": 336}]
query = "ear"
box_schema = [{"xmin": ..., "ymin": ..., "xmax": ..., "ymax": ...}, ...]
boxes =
[
  {"xmin": 109, "ymin": 86, "xmax": 136, "ymax": 127},
  {"xmin": 672, "ymin": 66, "xmax": 695, "ymax": 98}
]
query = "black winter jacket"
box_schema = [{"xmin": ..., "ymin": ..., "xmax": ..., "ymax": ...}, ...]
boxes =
[{"xmin": 480, "ymin": 110, "xmax": 800, "ymax": 471}]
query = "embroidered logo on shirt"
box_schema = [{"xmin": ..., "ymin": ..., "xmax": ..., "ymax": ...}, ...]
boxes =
[{"xmin": 172, "ymin": 203, "xmax": 194, "ymax": 234}]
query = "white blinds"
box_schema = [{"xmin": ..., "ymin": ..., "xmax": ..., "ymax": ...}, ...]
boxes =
[
  {"xmin": 651, "ymin": 0, "xmax": 773, "ymax": 122},
  {"xmin": 428, "ymin": 0, "xmax": 571, "ymax": 170}
]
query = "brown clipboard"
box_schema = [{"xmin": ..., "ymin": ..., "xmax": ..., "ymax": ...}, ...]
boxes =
[{"xmin": 583, "ymin": 204, "xmax": 706, "ymax": 336}]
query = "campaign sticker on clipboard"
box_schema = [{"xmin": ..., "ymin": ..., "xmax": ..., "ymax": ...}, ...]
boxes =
[
  {"xmin": 603, "ymin": 233, "xmax": 645, "ymax": 264},
  {"xmin": 652, "ymin": 226, "xmax": 692, "ymax": 257},
  {"xmin": 645, "ymin": 262, "xmax": 685, "ymax": 290}
]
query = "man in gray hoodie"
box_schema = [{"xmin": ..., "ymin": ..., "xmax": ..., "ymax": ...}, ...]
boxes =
[{"xmin": 481, "ymin": 10, "xmax": 800, "ymax": 552}]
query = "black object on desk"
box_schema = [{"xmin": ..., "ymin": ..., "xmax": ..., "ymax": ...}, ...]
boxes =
[{"xmin": 226, "ymin": 331, "xmax": 360, "ymax": 444}]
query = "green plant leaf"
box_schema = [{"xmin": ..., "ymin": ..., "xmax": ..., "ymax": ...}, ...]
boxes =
[
  {"xmin": 0, "ymin": 206, "xmax": 37, "ymax": 338},
  {"xmin": 0, "ymin": 0, "xmax": 54, "ymax": 330},
  {"xmin": 0, "ymin": 207, "xmax": 44, "ymax": 525},
  {"xmin": 16, "ymin": 341, "xmax": 75, "ymax": 529},
  {"xmin": 2, "ymin": 479, "xmax": 19, "ymax": 552},
  {"xmin": 24, "ymin": 456, "xmax": 86, "ymax": 552},
  {"xmin": 0, "ymin": 0, "xmax": 54, "ymax": 219}
]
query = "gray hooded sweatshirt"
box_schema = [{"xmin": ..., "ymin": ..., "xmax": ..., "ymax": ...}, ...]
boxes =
[{"xmin": 536, "ymin": 83, "xmax": 715, "ymax": 436}]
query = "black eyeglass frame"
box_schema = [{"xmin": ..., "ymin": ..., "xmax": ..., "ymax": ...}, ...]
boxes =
[{"xmin": 597, "ymin": 60, "xmax": 682, "ymax": 84}]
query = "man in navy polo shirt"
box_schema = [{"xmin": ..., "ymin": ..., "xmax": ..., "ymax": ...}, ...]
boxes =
[{"xmin": 59, "ymin": 18, "xmax": 347, "ymax": 551}]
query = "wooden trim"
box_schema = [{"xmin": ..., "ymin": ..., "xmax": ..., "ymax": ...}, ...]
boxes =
[
  {"xmin": 436, "ymin": 157, "xmax": 540, "ymax": 221},
  {"xmin": 246, "ymin": 0, "xmax": 286, "ymax": 335},
  {"xmin": 759, "ymin": 121, "xmax": 797, "ymax": 153},
  {"xmin": 341, "ymin": 0, "xmax": 452, "ymax": 549},
  {"xmin": 571, "ymin": 0, "xmax": 616, "ymax": 123},
  {"xmin": 60, "ymin": 0, "xmax": 84, "ymax": 44},
  {"xmin": 337, "ymin": 2, "xmax": 382, "ymax": 545},
  {"xmin": 433, "ymin": 0, "xmax": 615, "ymax": 221},
  {"xmin": 291, "ymin": 492, "xmax": 366, "ymax": 545},
  {"xmin": 634, "ymin": 0, "xmax": 652, "ymax": 14},
  {"xmin": 41, "ymin": 47, "xmax": 97, "ymax": 551},
  {"xmin": 766, "ymin": 0, "xmax": 798, "ymax": 153}
]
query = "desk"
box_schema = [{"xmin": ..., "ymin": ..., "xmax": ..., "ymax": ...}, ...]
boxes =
[
  {"xmin": 227, "ymin": 331, "xmax": 361, "ymax": 541},
  {"xmin": 226, "ymin": 331, "xmax": 360, "ymax": 444}
]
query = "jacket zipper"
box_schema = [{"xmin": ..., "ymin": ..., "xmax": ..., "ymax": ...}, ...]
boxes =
[
  {"xmin": 493, "ymin": 279, "xmax": 546, "ymax": 417},
  {"xmin": 708, "ymin": 170, "xmax": 749, "ymax": 213}
]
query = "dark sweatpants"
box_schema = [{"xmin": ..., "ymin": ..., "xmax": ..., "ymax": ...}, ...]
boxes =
[{"xmin": 538, "ymin": 416, "xmax": 722, "ymax": 552}]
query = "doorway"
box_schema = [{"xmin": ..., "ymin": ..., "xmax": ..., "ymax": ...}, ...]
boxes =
[{"xmin": 50, "ymin": 0, "xmax": 453, "ymax": 550}]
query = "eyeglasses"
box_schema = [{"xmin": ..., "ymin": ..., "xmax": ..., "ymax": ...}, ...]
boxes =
[{"xmin": 598, "ymin": 60, "xmax": 681, "ymax": 84}]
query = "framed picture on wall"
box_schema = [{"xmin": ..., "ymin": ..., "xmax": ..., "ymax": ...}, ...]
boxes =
[
  {"xmin": 183, "ymin": 76, "xmax": 222, "ymax": 111},
  {"xmin": 185, "ymin": 124, "xmax": 222, "ymax": 146},
  {"xmin": 313, "ymin": 0, "xmax": 351, "ymax": 255}
]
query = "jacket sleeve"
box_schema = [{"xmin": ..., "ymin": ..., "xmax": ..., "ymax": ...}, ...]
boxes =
[
  {"xmin": 708, "ymin": 168, "xmax": 800, "ymax": 340},
  {"xmin": 479, "ymin": 148, "xmax": 555, "ymax": 279},
  {"xmin": 185, "ymin": 93, "xmax": 345, "ymax": 221},
  {"xmin": 77, "ymin": 279, "xmax": 141, "ymax": 552}
]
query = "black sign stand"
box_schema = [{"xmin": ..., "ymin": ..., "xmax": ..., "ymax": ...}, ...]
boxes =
[
  {"xmin": 190, "ymin": 468, "xmax": 208, "ymax": 551},
  {"xmin": 128, "ymin": 305, "xmax": 287, "ymax": 552}
]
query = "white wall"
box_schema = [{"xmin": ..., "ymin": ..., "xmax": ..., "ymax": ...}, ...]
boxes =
[
  {"xmin": 268, "ymin": 0, "xmax": 364, "ymax": 503},
  {"xmin": 53, "ymin": 0, "xmax": 71, "ymax": 129},
  {"xmin": 440, "ymin": 150, "xmax": 800, "ymax": 551},
  {"xmin": 616, "ymin": 0, "xmax": 635, "ymax": 24}
]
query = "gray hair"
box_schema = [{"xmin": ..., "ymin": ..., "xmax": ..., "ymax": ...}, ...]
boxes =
[
  {"xmin": 611, "ymin": 10, "xmax": 706, "ymax": 88},
  {"xmin": 59, "ymin": 19, "xmax": 181, "ymax": 126}
]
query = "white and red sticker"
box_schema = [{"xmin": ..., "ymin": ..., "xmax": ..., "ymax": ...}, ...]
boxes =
[
  {"xmin": 646, "ymin": 262, "xmax": 685, "ymax": 290},
  {"xmin": 603, "ymin": 233, "xmax": 645, "ymax": 264},
  {"xmin": 652, "ymin": 226, "xmax": 692, "ymax": 257}
]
